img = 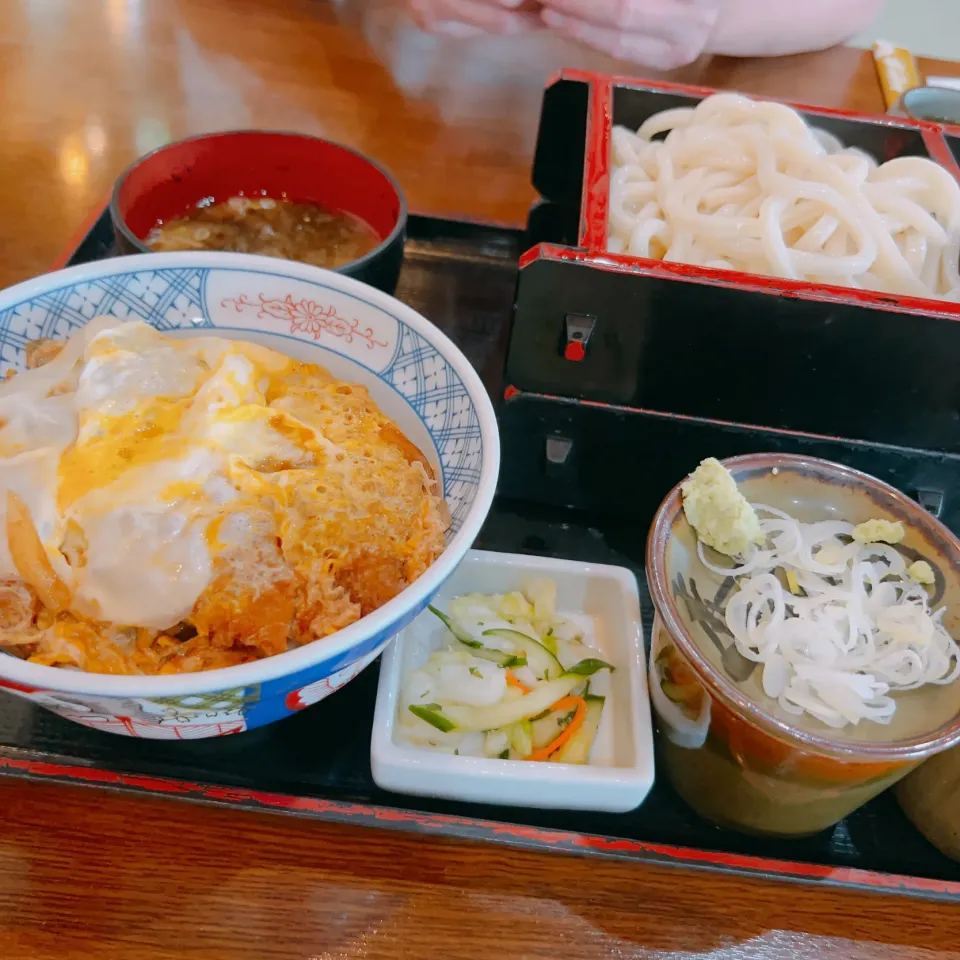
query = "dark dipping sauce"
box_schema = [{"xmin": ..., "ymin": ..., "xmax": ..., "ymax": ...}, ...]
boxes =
[{"xmin": 146, "ymin": 196, "xmax": 381, "ymax": 269}]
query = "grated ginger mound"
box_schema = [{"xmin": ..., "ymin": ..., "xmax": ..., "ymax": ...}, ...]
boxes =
[
  {"xmin": 681, "ymin": 458, "xmax": 763, "ymax": 558},
  {"xmin": 852, "ymin": 518, "xmax": 905, "ymax": 545},
  {"xmin": 908, "ymin": 560, "xmax": 936, "ymax": 585},
  {"xmin": 0, "ymin": 344, "xmax": 447, "ymax": 675}
]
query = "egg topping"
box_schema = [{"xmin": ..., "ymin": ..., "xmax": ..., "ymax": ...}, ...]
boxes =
[{"xmin": 0, "ymin": 320, "xmax": 446, "ymax": 674}]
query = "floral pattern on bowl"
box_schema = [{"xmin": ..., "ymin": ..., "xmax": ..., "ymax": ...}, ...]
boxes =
[{"xmin": 0, "ymin": 252, "xmax": 500, "ymax": 738}]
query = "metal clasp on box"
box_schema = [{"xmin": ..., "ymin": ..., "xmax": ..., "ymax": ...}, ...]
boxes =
[
  {"xmin": 545, "ymin": 435, "xmax": 573, "ymax": 479},
  {"xmin": 916, "ymin": 488, "xmax": 944, "ymax": 519},
  {"xmin": 562, "ymin": 314, "xmax": 596, "ymax": 362}
]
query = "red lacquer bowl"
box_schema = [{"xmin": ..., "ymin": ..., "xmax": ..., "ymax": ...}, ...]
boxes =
[{"xmin": 111, "ymin": 130, "xmax": 407, "ymax": 294}]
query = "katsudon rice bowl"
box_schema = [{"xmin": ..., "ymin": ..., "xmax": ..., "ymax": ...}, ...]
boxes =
[{"xmin": 0, "ymin": 252, "xmax": 498, "ymax": 738}]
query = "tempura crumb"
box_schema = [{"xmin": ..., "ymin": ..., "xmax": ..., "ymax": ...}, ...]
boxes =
[
  {"xmin": 852, "ymin": 519, "xmax": 905, "ymax": 545},
  {"xmin": 681, "ymin": 458, "xmax": 763, "ymax": 558},
  {"xmin": 908, "ymin": 560, "xmax": 936, "ymax": 586}
]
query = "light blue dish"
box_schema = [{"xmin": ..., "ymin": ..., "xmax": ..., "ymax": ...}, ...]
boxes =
[{"xmin": 0, "ymin": 252, "xmax": 499, "ymax": 738}]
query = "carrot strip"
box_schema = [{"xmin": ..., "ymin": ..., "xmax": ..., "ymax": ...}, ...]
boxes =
[
  {"xmin": 529, "ymin": 696, "xmax": 587, "ymax": 761},
  {"xmin": 506, "ymin": 670, "xmax": 532, "ymax": 694},
  {"xmin": 548, "ymin": 696, "xmax": 582, "ymax": 713}
]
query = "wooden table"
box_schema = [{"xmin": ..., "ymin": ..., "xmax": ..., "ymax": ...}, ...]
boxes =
[{"xmin": 0, "ymin": 1, "xmax": 958, "ymax": 957}]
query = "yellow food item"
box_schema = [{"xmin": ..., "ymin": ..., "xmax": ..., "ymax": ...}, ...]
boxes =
[
  {"xmin": 852, "ymin": 519, "xmax": 905, "ymax": 545},
  {"xmin": 816, "ymin": 544, "xmax": 844, "ymax": 565},
  {"xmin": 872, "ymin": 40, "xmax": 921, "ymax": 110},
  {"xmin": 908, "ymin": 560, "xmax": 936, "ymax": 586},
  {"xmin": 0, "ymin": 321, "xmax": 447, "ymax": 675},
  {"xmin": 681, "ymin": 458, "xmax": 763, "ymax": 558}
]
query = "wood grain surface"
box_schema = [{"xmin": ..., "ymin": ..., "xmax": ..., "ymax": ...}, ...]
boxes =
[
  {"xmin": 1, "ymin": 0, "xmax": 958, "ymax": 292},
  {"xmin": 1, "ymin": 1, "xmax": 960, "ymax": 957},
  {"xmin": 2, "ymin": 777, "xmax": 959, "ymax": 960}
]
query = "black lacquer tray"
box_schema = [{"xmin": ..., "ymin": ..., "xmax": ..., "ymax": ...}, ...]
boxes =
[{"xmin": 1, "ymin": 207, "xmax": 958, "ymax": 904}]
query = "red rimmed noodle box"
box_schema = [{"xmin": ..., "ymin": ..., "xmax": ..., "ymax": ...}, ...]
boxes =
[{"xmin": 510, "ymin": 70, "xmax": 960, "ymax": 458}]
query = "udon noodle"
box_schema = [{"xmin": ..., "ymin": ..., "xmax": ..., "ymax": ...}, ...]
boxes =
[{"xmin": 608, "ymin": 94, "xmax": 960, "ymax": 301}]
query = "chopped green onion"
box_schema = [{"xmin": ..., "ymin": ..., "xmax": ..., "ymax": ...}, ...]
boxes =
[
  {"xmin": 566, "ymin": 658, "xmax": 615, "ymax": 677},
  {"xmin": 409, "ymin": 704, "xmax": 456, "ymax": 733}
]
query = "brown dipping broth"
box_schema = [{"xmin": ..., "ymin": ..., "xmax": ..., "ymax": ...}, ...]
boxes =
[
  {"xmin": 651, "ymin": 618, "xmax": 917, "ymax": 837},
  {"xmin": 647, "ymin": 455, "xmax": 960, "ymax": 838},
  {"xmin": 146, "ymin": 196, "xmax": 381, "ymax": 269}
]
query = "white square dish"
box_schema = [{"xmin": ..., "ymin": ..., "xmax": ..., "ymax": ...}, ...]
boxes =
[{"xmin": 371, "ymin": 549, "xmax": 654, "ymax": 812}]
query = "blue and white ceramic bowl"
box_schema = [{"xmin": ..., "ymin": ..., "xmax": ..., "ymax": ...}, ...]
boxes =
[{"xmin": 0, "ymin": 252, "xmax": 499, "ymax": 738}]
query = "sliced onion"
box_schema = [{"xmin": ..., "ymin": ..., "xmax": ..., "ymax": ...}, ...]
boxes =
[
  {"xmin": 700, "ymin": 504, "xmax": 959, "ymax": 728},
  {"xmin": 6, "ymin": 490, "xmax": 71, "ymax": 613}
]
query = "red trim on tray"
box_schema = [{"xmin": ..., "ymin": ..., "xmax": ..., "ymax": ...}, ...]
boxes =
[
  {"xmin": 554, "ymin": 68, "xmax": 958, "ymax": 133},
  {"xmin": 49, "ymin": 191, "xmax": 114, "ymax": 270},
  {"xmin": 573, "ymin": 835, "xmax": 958, "ymax": 896},
  {"xmin": 518, "ymin": 244, "xmax": 545, "ymax": 270},
  {"xmin": 580, "ymin": 77, "xmax": 612, "ymax": 251},
  {"xmin": 503, "ymin": 385, "xmax": 520, "ymax": 400},
  {"xmin": 527, "ymin": 244, "xmax": 960, "ymax": 320},
  {"xmin": 556, "ymin": 68, "xmax": 740, "ymax": 108},
  {"xmin": 1, "ymin": 754, "xmax": 958, "ymax": 901},
  {"xmin": 546, "ymin": 69, "xmax": 960, "ymax": 318},
  {"xmin": 922, "ymin": 129, "xmax": 960, "ymax": 177},
  {"xmin": 544, "ymin": 69, "xmax": 566, "ymax": 90}
]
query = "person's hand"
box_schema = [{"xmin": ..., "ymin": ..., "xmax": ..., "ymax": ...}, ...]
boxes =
[
  {"xmin": 407, "ymin": 0, "xmax": 543, "ymax": 36},
  {"xmin": 538, "ymin": 0, "xmax": 722, "ymax": 68}
]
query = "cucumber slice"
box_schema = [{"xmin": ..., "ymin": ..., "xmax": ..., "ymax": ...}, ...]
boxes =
[
  {"xmin": 540, "ymin": 631, "xmax": 559, "ymax": 655},
  {"xmin": 485, "ymin": 729, "xmax": 510, "ymax": 757},
  {"xmin": 439, "ymin": 675, "xmax": 581, "ymax": 732},
  {"xmin": 428, "ymin": 606, "xmax": 527, "ymax": 668},
  {"xmin": 428, "ymin": 605, "xmax": 475, "ymax": 644},
  {"xmin": 508, "ymin": 719, "xmax": 534, "ymax": 758},
  {"xmin": 551, "ymin": 695, "xmax": 605, "ymax": 765},
  {"xmin": 464, "ymin": 645, "xmax": 528, "ymax": 669},
  {"xmin": 409, "ymin": 703, "xmax": 457, "ymax": 733},
  {"xmin": 483, "ymin": 628, "xmax": 564, "ymax": 681},
  {"xmin": 531, "ymin": 707, "xmax": 576, "ymax": 749}
]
